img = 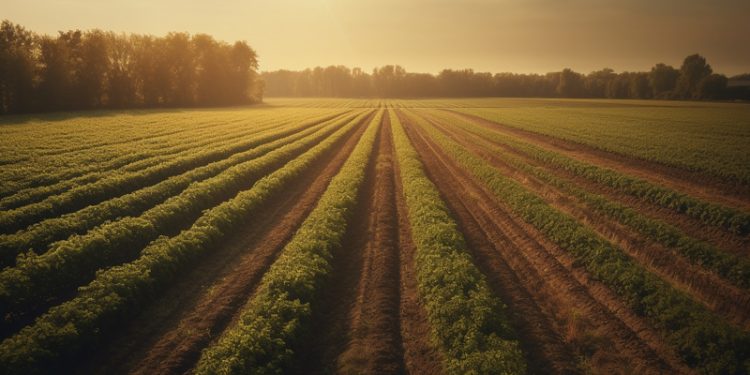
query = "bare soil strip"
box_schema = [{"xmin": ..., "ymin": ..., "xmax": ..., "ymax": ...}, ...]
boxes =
[
  {"xmin": 292, "ymin": 112, "xmax": 444, "ymax": 375},
  {"xmin": 403, "ymin": 124, "xmax": 580, "ymax": 374},
  {"xmin": 291, "ymin": 113, "xmax": 408, "ymax": 374},
  {"xmin": 392, "ymin": 126, "xmax": 447, "ymax": 375},
  {"xmin": 445, "ymin": 110, "xmax": 750, "ymax": 213},
  {"xmin": 76, "ymin": 117, "xmax": 367, "ymax": 375},
  {"xmin": 436, "ymin": 112, "xmax": 750, "ymax": 255},
  {"xmin": 429, "ymin": 118, "xmax": 750, "ymax": 329},
  {"xmin": 402, "ymin": 112, "xmax": 693, "ymax": 375},
  {"xmin": 336, "ymin": 114, "xmax": 406, "ymax": 373}
]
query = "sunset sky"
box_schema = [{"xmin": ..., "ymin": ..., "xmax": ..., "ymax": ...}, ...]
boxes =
[{"xmin": 4, "ymin": 0, "xmax": 750, "ymax": 75}]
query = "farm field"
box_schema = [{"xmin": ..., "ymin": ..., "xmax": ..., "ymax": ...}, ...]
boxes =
[{"xmin": 0, "ymin": 98, "xmax": 749, "ymax": 375}]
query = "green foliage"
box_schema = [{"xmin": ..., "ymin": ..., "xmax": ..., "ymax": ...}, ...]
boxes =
[
  {"xmin": 0, "ymin": 108, "xmax": 342, "ymax": 197},
  {"xmin": 0, "ymin": 111, "xmax": 343, "ymax": 211},
  {"xmin": 0, "ymin": 110, "xmax": 368, "ymax": 375},
  {"xmin": 0, "ymin": 20, "xmax": 262, "ymax": 114},
  {"xmin": 390, "ymin": 110, "xmax": 526, "ymax": 375},
  {"xmin": 193, "ymin": 110, "xmax": 382, "ymax": 374},
  {"xmin": 0, "ymin": 112, "xmax": 364, "ymax": 330},
  {"xmin": 460, "ymin": 106, "xmax": 750, "ymax": 222},
  {"xmin": 0, "ymin": 113, "xmax": 344, "ymax": 233},
  {"xmin": 409, "ymin": 111, "xmax": 750, "ymax": 374},
  {"xmin": 431, "ymin": 111, "xmax": 750, "ymax": 288},
  {"xmin": 0, "ymin": 112, "xmax": 347, "ymax": 266},
  {"xmin": 676, "ymin": 54, "xmax": 713, "ymax": 99}
]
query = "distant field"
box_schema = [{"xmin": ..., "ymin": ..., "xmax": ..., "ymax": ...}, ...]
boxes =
[{"xmin": 0, "ymin": 98, "xmax": 748, "ymax": 374}]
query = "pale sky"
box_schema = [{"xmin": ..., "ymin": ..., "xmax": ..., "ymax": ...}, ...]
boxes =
[{"xmin": 4, "ymin": 0, "xmax": 750, "ymax": 75}]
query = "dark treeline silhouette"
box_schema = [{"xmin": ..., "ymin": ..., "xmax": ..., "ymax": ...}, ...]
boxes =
[
  {"xmin": 0, "ymin": 20, "xmax": 262, "ymax": 114},
  {"xmin": 263, "ymin": 55, "xmax": 750, "ymax": 100}
]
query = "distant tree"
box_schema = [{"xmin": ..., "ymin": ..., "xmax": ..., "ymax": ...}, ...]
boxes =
[
  {"xmin": 228, "ymin": 41, "xmax": 259, "ymax": 102},
  {"xmin": 0, "ymin": 21, "xmax": 36, "ymax": 113},
  {"xmin": 628, "ymin": 72, "xmax": 651, "ymax": 99},
  {"xmin": 164, "ymin": 32, "xmax": 196, "ymax": 106},
  {"xmin": 130, "ymin": 35, "xmax": 164, "ymax": 106},
  {"xmin": 584, "ymin": 68, "xmax": 616, "ymax": 98},
  {"xmin": 556, "ymin": 68, "xmax": 584, "ymax": 97},
  {"xmin": 648, "ymin": 63, "xmax": 679, "ymax": 98},
  {"xmin": 351, "ymin": 67, "xmax": 372, "ymax": 97},
  {"xmin": 606, "ymin": 73, "xmax": 630, "ymax": 98},
  {"xmin": 37, "ymin": 34, "xmax": 74, "ymax": 110},
  {"xmin": 372, "ymin": 65, "xmax": 406, "ymax": 97},
  {"xmin": 0, "ymin": 20, "xmax": 263, "ymax": 113},
  {"xmin": 676, "ymin": 54, "xmax": 712, "ymax": 99},
  {"xmin": 695, "ymin": 74, "xmax": 728, "ymax": 99},
  {"xmin": 403, "ymin": 72, "xmax": 438, "ymax": 97},
  {"xmin": 106, "ymin": 32, "xmax": 135, "ymax": 108},
  {"xmin": 76, "ymin": 30, "xmax": 110, "ymax": 108},
  {"xmin": 193, "ymin": 34, "xmax": 230, "ymax": 105}
]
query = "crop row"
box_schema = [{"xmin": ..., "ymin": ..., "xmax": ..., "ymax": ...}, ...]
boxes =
[
  {"xmin": 410, "ymin": 111, "xmax": 750, "ymax": 374},
  {"xmin": 430, "ymin": 112, "xmax": 750, "ymax": 290},
  {"xmin": 1, "ymin": 110, "xmax": 239, "ymax": 158},
  {"xmin": 0, "ymin": 110, "xmax": 368, "ymax": 375},
  {"xmin": 457, "ymin": 106, "xmax": 750, "ymax": 186},
  {"xmin": 0, "ymin": 111, "xmax": 344, "ymax": 209},
  {"xmin": 0, "ymin": 112, "xmax": 368, "ymax": 329},
  {"xmin": 0, "ymin": 108, "xmax": 342, "ymax": 198},
  {"xmin": 0, "ymin": 112, "xmax": 258, "ymax": 191},
  {"xmin": 446, "ymin": 111, "xmax": 750, "ymax": 235},
  {"xmin": 0, "ymin": 114, "xmax": 354, "ymax": 268},
  {"xmin": 193, "ymin": 110, "xmax": 382, "ymax": 374},
  {"xmin": 0, "ymin": 112, "xmax": 352, "ymax": 234},
  {"xmin": 389, "ymin": 110, "xmax": 525, "ymax": 374},
  {"xmin": 0, "ymin": 115, "xmax": 206, "ymax": 166}
]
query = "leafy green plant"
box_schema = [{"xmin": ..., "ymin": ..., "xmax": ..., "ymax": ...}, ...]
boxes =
[
  {"xmin": 391, "ymin": 110, "xmax": 525, "ymax": 375},
  {"xmin": 194, "ymin": 110, "xmax": 382, "ymax": 374}
]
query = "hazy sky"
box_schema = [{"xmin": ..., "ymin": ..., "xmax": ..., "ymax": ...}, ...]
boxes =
[{"xmin": 4, "ymin": 0, "xmax": 750, "ymax": 75}]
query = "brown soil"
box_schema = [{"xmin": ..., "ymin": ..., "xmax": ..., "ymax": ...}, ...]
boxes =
[
  {"xmin": 75, "ymin": 115, "xmax": 369, "ymax": 375},
  {"xmin": 3, "ymin": 112, "xmax": 347, "ymax": 209},
  {"xmin": 393, "ymin": 123, "xmax": 446, "ymax": 375},
  {"xmin": 400, "ymin": 110, "xmax": 694, "ymax": 375},
  {"xmin": 426, "ymin": 116, "xmax": 750, "ymax": 330},
  {"xmin": 431, "ymin": 111, "xmax": 750, "ymax": 256},
  {"xmin": 444, "ymin": 110, "xmax": 750, "ymax": 213},
  {"xmin": 291, "ymin": 111, "xmax": 443, "ymax": 375},
  {"xmin": 336, "ymin": 113, "xmax": 406, "ymax": 374}
]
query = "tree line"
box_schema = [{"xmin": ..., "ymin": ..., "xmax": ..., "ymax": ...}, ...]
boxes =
[
  {"xmin": 0, "ymin": 20, "xmax": 262, "ymax": 114},
  {"xmin": 263, "ymin": 55, "xmax": 749, "ymax": 100}
]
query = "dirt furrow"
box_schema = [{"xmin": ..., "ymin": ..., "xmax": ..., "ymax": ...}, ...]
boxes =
[
  {"xmin": 293, "ymin": 112, "xmax": 444, "ymax": 375},
  {"xmin": 435, "ymin": 111, "xmax": 750, "ymax": 256},
  {"xmin": 291, "ymin": 113, "xmax": 407, "ymax": 374},
  {"xmin": 393, "ymin": 125, "xmax": 446, "ymax": 375},
  {"xmin": 444, "ymin": 110, "xmax": 750, "ymax": 212},
  {"xmin": 404, "ymin": 125, "xmax": 579, "ymax": 373},
  {"xmin": 402, "ymin": 113, "xmax": 693, "ymax": 375},
  {"xmin": 428, "ymin": 117, "xmax": 750, "ymax": 329},
  {"xmin": 336, "ymin": 114, "xmax": 406, "ymax": 374},
  {"xmin": 75, "ymin": 117, "xmax": 368, "ymax": 375}
]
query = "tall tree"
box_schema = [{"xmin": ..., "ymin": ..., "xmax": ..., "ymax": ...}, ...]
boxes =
[
  {"xmin": 648, "ymin": 63, "xmax": 679, "ymax": 98},
  {"xmin": 0, "ymin": 21, "xmax": 36, "ymax": 113},
  {"xmin": 676, "ymin": 54, "xmax": 712, "ymax": 99},
  {"xmin": 37, "ymin": 34, "xmax": 74, "ymax": 110},
  {"xmin": 106, "ymin": 32, "xmax": 135, "ymax": 108},
  {"xmin": 372, "ymin": 65, "xmax": 406, "ymax": 97},
  {"xmin": 585, "ymin": 68, "xmax": 616, "ymax": 98},
  {"xmin": 556, "ymin": 68, "xmax": 584, "ymax": 97},
  {"xmin": 164, "ymin": 32, "xmax": 195, "ymax": 106},
  {"xmin": 76, "ymin": 30, "xmax": 110, "ymax": 108},
  {"xmin": 695, "ymin": 74, "xmax": 728, "ymax": 99},
  {"xmin": 228, "ymin": 40, "xmax": 259, "ymax": 103}
]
